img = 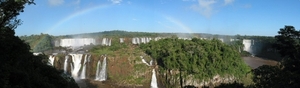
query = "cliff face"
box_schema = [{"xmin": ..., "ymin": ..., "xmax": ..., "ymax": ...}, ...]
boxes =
[{"xmin": 50, "ymin": 44, "xmax": 155, "ymax": 87}]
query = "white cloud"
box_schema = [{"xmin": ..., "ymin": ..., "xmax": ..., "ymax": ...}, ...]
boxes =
[
  {"xmin": 224, "ymin": 0, "xmax": 234, "ymax": 5},
  {"xmin": 110, "ymin": 0, "xmax": 122, "ymax": 4},
  {"xmin": 191, "ymin": 0, "xmax": 217, "ymax": 18},
  {"xmin": 190, "ymin": 0, "xmax": 235, "ymax": 18},
  {"xmin": 48, "ymin": 0, "xmax": 64, "ymax": 6}
]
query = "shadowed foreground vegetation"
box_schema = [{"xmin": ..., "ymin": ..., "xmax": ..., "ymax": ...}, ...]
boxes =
[{"xmin": 0, "ymin": 0, "xmax": 78, "ymax": 88}]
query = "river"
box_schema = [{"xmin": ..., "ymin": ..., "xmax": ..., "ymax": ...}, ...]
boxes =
[{"xmin": 243, "ymin": 56, "xmax": 278, "ymax": 69}]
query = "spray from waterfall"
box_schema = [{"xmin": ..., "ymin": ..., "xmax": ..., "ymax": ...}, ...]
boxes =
[{"xmin": 151, "ymin": 69, "xmax": 158, "ymax": 88}]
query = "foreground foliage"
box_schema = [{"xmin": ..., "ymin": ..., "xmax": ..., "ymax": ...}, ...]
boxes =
[
  {"xmin": 0, "ymin": 0, "xmax": 78, "ymax": 88},
  {"xmin": 253, "ymin": 26, "xmax": 300, "ymax": 88}
]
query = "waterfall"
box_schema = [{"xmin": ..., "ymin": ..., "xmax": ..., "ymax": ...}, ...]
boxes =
[
  {"xmin": 140, "ymin": 56, "xmax": 150, "ymax": 66},
  {"xmin": 108, "ymin": 38, "xmax": 111, "ymax": 46},
  {"xmin": 102, "ymin": 38, "xmax": 107, "ymax": 46},
  {"xmin": 70, "ymin": 63, "xmax": 74, "ymax": 73},
  {"xmin": 142, "ymin": 59, "xmax": 150, "ymax": 66},
  {"xmin": 64, "ymin": 55, "xmax": 69, "ymax": 74},
  {"xmin": 49, "ymin": 55, "xmax": 55, "ymax": 66},
  {"xmin": 60, "ymin": 38, "xmax": 95, "ymax": 47},
  {"xmin": 96, "ymin": 57, "xmax": 107, "ymax": 81},
  {"xmin": 88, "ymin": 54, "xmax": 91, "ymax": 62},
  {"xmin": 80, "ymin": 55, "xmax": 88, "ymax": 79},
  {"xmin": 151, "ymin": 69, "xmax": 158, "ymax": 88},
  {"xmin": 95, "ymin": 60, "xmax": 101, "ymax": 80},
  {"xmin": 70, "ymin": 54, "xmax": 83, "ymax": 77},
  {"xmin": 150, "ymin": 59, "xmax": 153, "ymax": 66}
]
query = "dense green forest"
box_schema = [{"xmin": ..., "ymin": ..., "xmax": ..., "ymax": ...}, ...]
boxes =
[
  {"xmin": 19, "ymin": 34, "xmax": 54, "ymax": 52},
  {"xmin": 140, "ymin": 37, "xmax": 252, "ymax": 87},
  {"xmin": 19, "ymin": 30, "xmax": 276, "ymax": 53}
]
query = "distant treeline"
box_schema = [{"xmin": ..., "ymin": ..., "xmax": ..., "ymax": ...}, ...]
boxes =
[
  {"xmin": 19, "ymin": 33, "xmax": 54, "ymax": 53},
  {"xmin": 19, "ymin": 30, "xmax": 279, "ymax": 58}
]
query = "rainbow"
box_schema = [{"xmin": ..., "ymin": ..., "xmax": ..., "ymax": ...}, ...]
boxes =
[
  {"xmin": 46, "ymin": 4, "xmax": 196, "ymax": 37},
  {"xmin": 164, "ymin": 16, "xmax": 197, "ymax": 37},
  {"xmin": 47, "ymin": 4, "xmax": 109, "ymax": 34}
]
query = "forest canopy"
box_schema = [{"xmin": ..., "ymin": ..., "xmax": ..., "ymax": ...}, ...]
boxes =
[{"xmin": 140, "ymin": 37, "xmax": 251, "ymax": 87}]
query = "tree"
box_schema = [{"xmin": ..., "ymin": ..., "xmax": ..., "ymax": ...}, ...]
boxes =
[
  {"xmin": 274, "ymin": 26, "xmax": 300, "ymax": 72},
  {"xmin": 33, "ymin": 34, "xmax": 53, "ymax": 52},
  {"xmin": 253, "ymin": 26, "xmax": 300, "ymax": 88},
  {"xmin": 141, "ymin": 38, "xmax": 251, "ymax": 87},
  {"xmin": 0, "ymin": 0, "xmax": 78, "ymax": 88}
]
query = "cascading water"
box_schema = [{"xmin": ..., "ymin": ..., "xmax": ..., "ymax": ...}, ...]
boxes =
[
  {"xmin": 95, "ymin": 57, "xmax": 107, "ymax": 81},
  {"xmin": 140, "ymin": 56, "xmax": 150, "ymax": 66},
  {"xmin": 108, "ymin": 38, "xmax": 111, "ymax": 46},
  {"xmin": 64, "ymin": 55, "xmax": 69, "ymax": 74},
  {"xmin": 70, "ymin": 64, "xmax": 74, "ymax": 74},
  {"xmin": 49, "ymin": 55, "xmax": 55, "ymax": 66},
  {"xmin": 80, "ymin": 55, "xmax": 88, "ymax": 79},
  {"xmin": 70, "ymin": 54, "xmax": 83, "ymax": 77},
  {"xmin": 99, "ymin": 57, "xmax": 107, "ymax": 81},
  {"xmin": 142, "ymin": 59, "xmax": 150, "ymax": 66},
  {"xmin": 150, "ymin": 59, "xmax": 153, "ymax": 66},
  {"xmin": 95, "ymin": 60, "xmax": 101, "ymax": 80},
  {"xmin": 151, "ymin": 69, "xmax": 158, "ymax": 88}
]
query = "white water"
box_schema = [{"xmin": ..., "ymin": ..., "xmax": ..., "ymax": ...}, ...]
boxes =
[
  {"xmin": 102, "ymin": 38, "xmax": 112, "ymax": 46},
  {"xmin": 120, "ymin": 38, "xmax": 124, "ymax": 43},
  {"xmin": 243, "ymin": 39, "xmax": 255, "ymax": 55},
  {"xmin": 150, "ymin": 59, "xmax": 153, "ymax": 66},
  {"xmin": 151, "ymin": 69, "xmax": 158, "ymax": 88},
  {"xmin": 64, "ymin": 55, "xmax": 69, "ymax": 73},
  {"xmin": 80, "ymin": 55, "xmax": 88, "ymax": 79},
  {"xmin": 49, "ymin": 55, "xmax": 55, "ymax": 66},
  {"xmin": 70, "ymin": 54, "xmax": 83, "ymax": 77},
  {"xmin": 98, "ymin": 57, "xmax": 107, "ymax": 81},
  {"xmin": 87, "ymin": 55, "xmax": 91, "ymax": 62},
  {"xmin": 140, "ymin": 56, "xmax": 150, "ymax": 66},
  {"xmin": 142, "ymin": 59, "xmax": 150, "ymax": 66},
  {"xmin": 60, "ymin": 38, "xmax": 95, "ymax": 47},
  {"xmin": 95, "ymin": 60, "xmax": 101, "ymax": 80},
  {"xmin": 70, "ymin": 63, "xmax": 74, "ymax": 73},
  {"xmin": 108, "ymin": 38, "xmax": 111, "ymax": 46}
]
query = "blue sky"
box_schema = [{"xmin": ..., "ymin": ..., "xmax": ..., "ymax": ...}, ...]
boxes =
[{"xmin": 16, "ymin": 0, "xmax": 300, "ymax": 36}]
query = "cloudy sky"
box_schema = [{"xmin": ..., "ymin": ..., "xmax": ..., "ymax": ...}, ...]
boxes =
[{"xmin": 16, "ymin": 0, "xmax": 300, "ymax": 36}]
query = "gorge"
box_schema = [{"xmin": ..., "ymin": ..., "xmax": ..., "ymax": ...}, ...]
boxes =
[{"xmin": 43, "ymin": 35, "xmax": 277, "ymax": 88}]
